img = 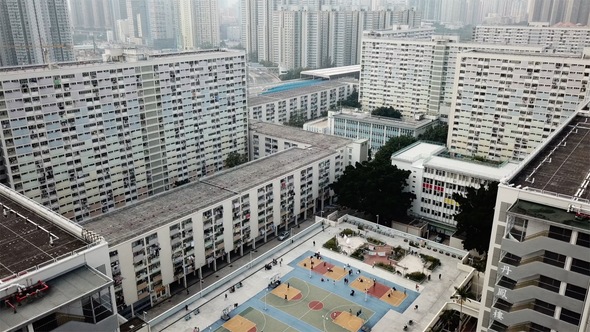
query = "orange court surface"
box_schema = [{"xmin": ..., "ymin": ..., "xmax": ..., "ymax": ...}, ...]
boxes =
[{"xmin": 297, "ymin": 256, "xmax": 347, "ymax": 281}]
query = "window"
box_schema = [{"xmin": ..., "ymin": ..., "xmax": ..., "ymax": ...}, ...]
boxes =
[
  {"xmin": 576, "ymin": 232, "xmax": 590, "ymax": 248},
  {"xmin": 570, "ymin": 258, "xmax": 590, "ymax": 276},
  {"xmin": 548, "ymin": 225, "xmax": 571, "ymax": 242},
  {"xmin": 560, "ymin": 308, "xmax": 581, "ymax": 326},
  {"xmin": 565, "ymin": 283, "xmax": 586, "ymax": 301}
]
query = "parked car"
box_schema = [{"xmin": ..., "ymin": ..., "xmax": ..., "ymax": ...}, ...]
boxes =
[{"xmin": 278, "ymin": 230, "xmax": 290, "ymax": 241}]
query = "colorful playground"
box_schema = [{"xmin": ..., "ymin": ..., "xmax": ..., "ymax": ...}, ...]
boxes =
[{"xmin": 206, "ymin": 252, "xmax": 419, "ymax": 332}]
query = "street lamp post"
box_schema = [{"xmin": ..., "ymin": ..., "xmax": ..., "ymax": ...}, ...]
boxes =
[
  {"xmin": 364, "ymin": 288, "xmax": 368, "ymax": 302},
  {"xmin": 376, "ymin": 215, "xmax": 379, "ymax": 225}
]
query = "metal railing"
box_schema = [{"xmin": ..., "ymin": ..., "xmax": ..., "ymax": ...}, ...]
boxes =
[{"xmin": 148, "ymin": 221, "xmax": 322, "ymax": 329}]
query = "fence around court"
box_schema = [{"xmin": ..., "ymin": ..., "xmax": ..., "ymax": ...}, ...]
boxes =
[
  {"xmin": 148, "ymin": 221, "xmax": 323, "ymax": 330},
  {"xmin": 337, "ymin": 214, "xmax": 468, "ymax": 258}
]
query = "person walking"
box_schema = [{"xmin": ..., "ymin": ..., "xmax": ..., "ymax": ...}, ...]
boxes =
[
  {"xmin": 438, "ymin": 273, "xmax": 441, "ymax": 280},
  {"xmin": 225, "ymin": 293, "xmax": 228, "ymax": 300},
  {"xmin": 313, "ymin": 241, "xmax": 316, "ymax": 246}
]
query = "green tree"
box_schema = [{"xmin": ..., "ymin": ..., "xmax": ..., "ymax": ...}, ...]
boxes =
[
  {"xmin": 283, "ymin": 110, "xmax": 308, "ymax": 128},
  {"xmin": 418, "ymin": 124, "xmax": 448, "ymax": 144},
  {"xmin": 373, "ymin": 136, "xmax": 417, "ymax": 164},
  {"xmin": 339, "ymin": 91, "xmax": 361, "ymax": 108},
  {"xmin": 259, "ymin": 60, "xmax": 277, "ymax": 67},
  {"xmin": 372, "ymin": 106, "xmax": 402, "ymax": 119},
  {"xmin": 450, "ymin": 285, "xmax": 474, "ymax": 332},
  {"xmin": 452, "ymin": 182, "xmax": 499, "ymax": 254},
  {"xmin": 330, "ymin": 161, "xmax": 415, "ymax": 224},
  {"xmin": 225, "ymin": 152, "xmax": 248, "ymax": 168},
  {"xmin": 280, "ymin": 67, "xmax": 308, "ymax": 81}
]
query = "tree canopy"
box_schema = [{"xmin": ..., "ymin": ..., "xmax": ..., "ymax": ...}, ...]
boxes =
[
  {"xmin": 331, "ymin": 161, "xmax": 415, "ymax": 224},
  {"xmin": 418, "ymin": 124, "xmax": 448, "ymax": 144},
  {"xmin": 225, "ymin": 152, "xmax": 248, "ymax": 168},
  {"xmin": 371, "ymin": 106, "xmax": 402, "ymax": 119},
  {"xmin": 373, "ymin": 135, "xmax": 417, "ymax": 164},
  {"xmin": 284, "ymin": 111, "xmax": 308, "ymax": 128},
  {"xmin": 452, "ymin": 182, "xmax": 499, "ymax": 254},
  {"xmin": 280, "ymin": 67, "xmax": 308, "ymax": 81},
  {"xmin": 338, "ymin": 91, "xmax": 361, "ymax": 108}
]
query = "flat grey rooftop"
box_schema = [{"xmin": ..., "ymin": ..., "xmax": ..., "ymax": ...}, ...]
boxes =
[
  {"xmin": 334, "ymin": 111, "xmax": 436, "ymax": 129},
  {"xmin": 511, "ymin": 114, "xmax": 590, "ymax": 200},
  {"xmin": 250, "ymin": 120, "xmax": 353, "ymax": 150},
  {"xmin": 82, "ymin": 148, "xmax": 334, "ymax": 245},
  {"xmin": 0, "ymin": 266, "xmax": 112, "ymax": 331},
  {"xmin": 248, "ymin": 79, "xmax": 355, "ymax": 106},
  {"xmin": 0, "ymin": 190, "xmax": 88, "ymax": 279}
]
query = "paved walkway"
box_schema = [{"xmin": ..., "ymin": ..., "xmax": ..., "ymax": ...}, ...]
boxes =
[{"xmin": 153, "ymin": 221, "xmax": 471, "ymax": 332}]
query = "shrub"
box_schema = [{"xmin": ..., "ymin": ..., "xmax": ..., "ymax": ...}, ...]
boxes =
[
  {"xmin": 358, "ymin": 224, "xmax": 365, "ymax": 231},
  {"xmin": 407, "ymin": 271, "xmax": 426, "ymax": 282},
  {"xmin": 392, "ymin": 245, "xmax": 406, "ymax": 260},
  {"xmin": 350, "ymin": 247, "xmax": 365, "ymax": 261},
  {"xmin": 420, "ymin": 254, "xmax": 441, "ymax": 271},
  {"xmin": 341, "ymin": 228, "xmax": 357, "ymax": 237},
  {"xmin": 323, "ymin": 237, "xmax": 340, "ymax": 252},
  {"xmin": 376, "ymin": 262, "xmax": 395, "ymax": 272},
  {"xmin": 367, "ymin": 237, "xmax": 385, "ymax": 245},
  {"xmin": 409, "ymin": 240, "xmax": 420, "ymax": 248}
]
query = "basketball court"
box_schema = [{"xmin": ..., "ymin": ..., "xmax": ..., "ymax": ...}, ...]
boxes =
[{"xmin": 206, "ymin": 251, "xmax": 419, "ymax": 332}]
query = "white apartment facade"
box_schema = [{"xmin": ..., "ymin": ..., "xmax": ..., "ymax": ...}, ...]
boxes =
[
  {"xmin": 83, "ymin": 121, "xmax": 368, "ymax": 313},
  {"xmin": 359, "ymin": 36, "xmax": 546, "ymax": 120},
  {"xmin": 391, "ymin": 142, "xmax": 519, "ymax": 230},
  {"xmin": 0, "ymin": 50, "xmax": 248, "ymax": 222},
  {"xmin": 248, "ymin": 79, "xmax": 356, "ymax": 124},
  {"xmin": 478, "ymin": 111, "xmax": 590, "ymax": 332},
  {"xmin": 448, "ymin": 50, "xmax": 590, "ymax": 162},
  {"xmin": 473, "ymin": 25, "xmax": 590, "ymax": 55}
]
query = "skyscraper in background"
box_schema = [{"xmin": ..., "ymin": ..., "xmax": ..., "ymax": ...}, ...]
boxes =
[
  {"xmin": 528, "ymin": 0, "xmax": 590, "ymax": 25},
  {"xmin": 179, "ymin": 0, "xmax": 220, "ymax": 50},
  {"xmin": 69, "ymin": 0, "xmax": 115, "ymax": 33},
  {"xmin": 0, "ymin": 0, "xmax": 75, "ymax": 66}
]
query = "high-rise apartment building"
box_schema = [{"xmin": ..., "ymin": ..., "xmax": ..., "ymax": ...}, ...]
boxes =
[
  {"xmin": 447, "ymin": 50, "xmax": 590, "ymax": 162},
  {"xmin": 241, "ymin": 0, "xmax": 273, "ymax": 62},
  {"xmin": 528, "ymin": 0, "xmax": 590, "ymax": 25},
  {"xmin": 0, "ymin": 0, "xmax": 75, "ymax": 67},
  {"xmin": 146, "ymin": 0, "xmax": 177, "ymax": 49},
  {"xmin": 359, "ymin": 36, "xmax": 545, "ymax": 119},
  {"xmin": 69, "ymin": 0, "xmax": 115, "ymax": 33},
  {"xmin": 178, "ymin": 0, "xmax": 220, "ymax": 50},
  {"xmin": 392, "ymin": 8, "xmax": 422, "ymax": 27},
  {"xmin": 478, "ymin": 109, "xmax": 590, "ymax": 331},
  {"xmin": 0, "ymin": 49, "xmax": 248, "ymax": 222},
  {"xmin": 473, "ymin": 25, "xmax": 590, "ymax": 55}
]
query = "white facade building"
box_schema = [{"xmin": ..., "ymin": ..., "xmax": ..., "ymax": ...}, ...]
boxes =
[
  {"xmin": 478, "ymin": 110, "xmax": 590, "ymax": 332},
  {"xmin": 304, "ymin": 109, "xmax": 438, "ymax": 151},
  {"xmin": 391, "ymin": 142, "xmax": 519, "ymax": 229},
  {"xmin": 0, "ymin": 185, "xmax": 115, "ymax": 332},
  {"xmin": 359, "ymin": 36, "xmax": 545, "ymax": 119},
  {"xmin": 0, "ymin": 0, "xmax": 75, "ymax": 67},
  {"xmin": 473, "ymin": 25, "xmax": 590, "ymax": 55},
  {"xmin": 83, "ymin": 120, "xmax": 368, "ymax": 312},
  {"xmin": 248, "ymin": 79, "xmax": 357, "ymax": 124},
  {"xmin": 0, "ymin": 49, "xmax": 248, "ymax": 222},
  {"xmin": 448, "ymin": 50, "xmax": 590, "ymax": 162}
]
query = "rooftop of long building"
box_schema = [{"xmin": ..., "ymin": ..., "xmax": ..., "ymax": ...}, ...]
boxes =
[
  {"xmin": 0, "ymin": 188, "xmax": 89, "ymax": 279},
  {"xmin": 510, "ymin": 111, "xmax": 590, "ymax": 201},
  {"xmin": 249, "ymin": 120, "xmax": 355, "ymax": 150},
  {"xmin": 82, "ymin": 147, "xmax": 335, "ymax": 245}
]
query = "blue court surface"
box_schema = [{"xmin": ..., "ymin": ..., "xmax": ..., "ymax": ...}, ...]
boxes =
[
  {"xmin": 205, "ymin": 251, "xmax": 419, "ymax": 332},
  {"xmin": 261, "ymin": 80, "xmax": 324, "ymax": 94}
]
